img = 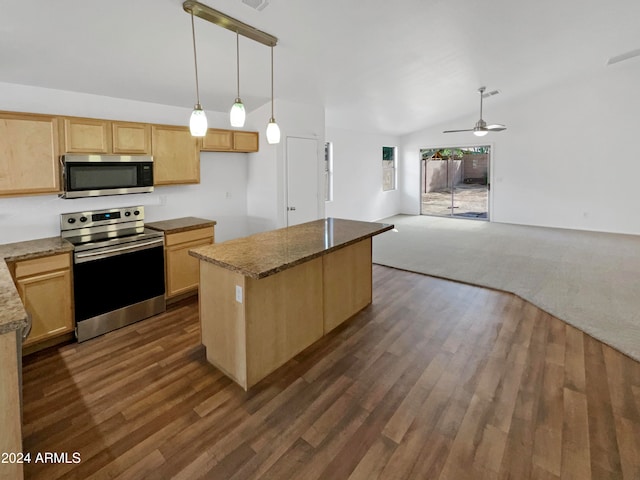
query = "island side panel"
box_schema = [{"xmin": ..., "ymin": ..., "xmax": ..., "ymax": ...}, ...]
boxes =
[
  {"xmin": 0, "ymin": 330, "xmax": 23, "ymax": 480},
  {"xmin": 323, "ymin": 238, "xmax": 373, "ymax": 334},
  {"xmin": 245, "ymin": 257, "xmax": 324, "ymax": 389},
  {"xmin": 199, "ymin": 261, "xmax": 248, "ymax": 389}
]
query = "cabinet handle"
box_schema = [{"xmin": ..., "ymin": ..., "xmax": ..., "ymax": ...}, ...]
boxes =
[
  {"xmin": 22, "ymin": 312, "xmax": 32, "ymax": 341},
  {"xmin": 287, "ymin": 206, "xmax": 296, "ymax": 211}
]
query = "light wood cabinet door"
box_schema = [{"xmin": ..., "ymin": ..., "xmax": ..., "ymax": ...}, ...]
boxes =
[
  {"xmin": 151, "ymin": 125, "xmax": 200, "ymax": 185},
  {"xmin": 63, "ymin": 117, "xmax": 110, "ymax": 153},
  {"xmin": 0, "ymin": 330, "xmax": 23, "ymax": 480},
  {"xmin": 14, "ymin": 253, "xmax": 74, "ymax": 348},
  {"xmin": 112, "ymin": 121, "xmax": 151, "ymax": 154},
  {"xmin": 202, "ymin": 129, "xmax": 233, "ymax": 151},
  {"xmin": 233, "ymin": 131, "xmax": 259, "ymax": 152},
  {"xmin": 0, "ymin": 112, "xmax": 60, "ymax": 196},
  {"xmin": 201, "ymin": 128, "xmax": 259, "ymax": 152},
  {"xmin": 165, "ymin": 227, "xmax": 214, "ymax": 298}
]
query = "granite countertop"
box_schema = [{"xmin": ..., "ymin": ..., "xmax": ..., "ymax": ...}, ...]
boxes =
[
  {"xmin": 146, "ymin": 217, "xmax": 216, "ymax": 234},
  {"xmin": 0, "ymin": 237, "xmax": 74, "ymax": 334},
  {"xmin": 189, "ymin": 218, "xmax": 394, "ymax": 279},
  {"xmin": 0, "ymin": 216, "xmax": 214, "ymax": 335}
]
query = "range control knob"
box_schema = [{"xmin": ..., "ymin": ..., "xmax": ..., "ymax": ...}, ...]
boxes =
[
  {"xmin": 67, "ymin": 218, "xmax": 76, "ymax": 224},
  {"xmin": 124, "ymin": 211, "xmax": 131, "ymax": 217},
  {"xmin": 79, "ymin": 216, "xmax": 88, "ymax": 222},
  {"xmin": 133, "ymin": 210, "xmax": 140, "ymax": 216}
]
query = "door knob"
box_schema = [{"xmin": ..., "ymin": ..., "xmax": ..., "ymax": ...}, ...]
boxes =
[{"xmin": 287, "ymin": 206, "xmax": 296, "ymax": 211}]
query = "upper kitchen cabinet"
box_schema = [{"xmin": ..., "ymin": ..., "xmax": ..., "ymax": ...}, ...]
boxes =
[
  {"xmin": 0, "ymin": 111, "xmax": 60, "ymax": 197},
  {"xmin": 151, "ymin": 125, "xmax": 200, "ymax": 185},
  {"xmin": 111, "ymin": 122, "xmax": 152, "ymax": 154},
  {"xmin": 202, "ymin": 129, "xmax": 233, "ymax": 151},
  {"xmin": 62, "ymin": 117, "xmax": 151, "ymax": 155},
  {"xmin": 233, "ymin": 131, "xmax": 259, "ymax": 152},
  {"xmin": 201, "ymin": 128, "xmax": 259, "ymax": 153},
  {"xmin": 63, "ymin": 117, "xmax": 110, "ymax": 153}
]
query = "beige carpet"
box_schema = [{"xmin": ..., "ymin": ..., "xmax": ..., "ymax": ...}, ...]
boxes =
[{"xmin": 372, "ymin": 214, "xmax": 640, "ymax": 362}]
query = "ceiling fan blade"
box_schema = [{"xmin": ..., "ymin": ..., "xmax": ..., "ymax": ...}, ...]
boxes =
[
  {"xmin": 486, "ymin": 124, "xmax": 506, "ymax": 131},
  {"xmin": 443, "ymin": 128, "xmax": 474, "ymax": 133}
]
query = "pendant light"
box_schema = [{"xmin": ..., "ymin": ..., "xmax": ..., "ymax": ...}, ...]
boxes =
[
  {"xmin": 189, "ymin": 11, "xmax": 207, "ymax": 137},
  {"xmin": 229, "ymin": 31, "xmax": 246, "ymax": 127},
  {"xmin": 266, "ymin": 45, "xmax": 281, "ymax": 144}
]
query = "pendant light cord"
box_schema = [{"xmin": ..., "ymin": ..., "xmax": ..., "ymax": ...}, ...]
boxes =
[
  {"xmin": 236, "ymin": 31, "xmax": 241, "ymax": 98},
  {"xmin": 270, "ymin": 46, "xmax": 275, "ymax": 118},
  {"xmin": 191, "ymin": 11, "xmax": 201, "ymax": 106}
]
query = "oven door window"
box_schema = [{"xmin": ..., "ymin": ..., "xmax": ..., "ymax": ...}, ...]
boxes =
[
  {"xmin": 73, "ymin": 245, "xmax": 165, "ymax": 322},
  {"xmin": 68, "ymin": 163, "xmax": 139, "ymax": 191}
]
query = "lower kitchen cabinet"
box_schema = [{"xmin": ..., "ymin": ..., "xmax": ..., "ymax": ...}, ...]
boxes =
[
  {"xmin": 12, "ymin": 253, "xmax": 74, "ymax": 352},
  {"xmin": 165, "ymin": 227, "xmax": 214, "ymax": 300}
]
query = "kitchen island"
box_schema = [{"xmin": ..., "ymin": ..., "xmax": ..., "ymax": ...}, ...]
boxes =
[{"xmin": 189, "ymin": 218, "xmax": 393, "ymax": 390}]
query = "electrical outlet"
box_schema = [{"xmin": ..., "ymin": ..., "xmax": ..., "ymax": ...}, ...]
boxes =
[{"xmin": 235, "ymin": 285, "xmax": 243, "ymax": 303}]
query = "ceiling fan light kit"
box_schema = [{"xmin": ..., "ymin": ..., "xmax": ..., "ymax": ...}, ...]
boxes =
[{"xmin": 444, "ymin": 86, "xmax": 506, "ymax": 136}]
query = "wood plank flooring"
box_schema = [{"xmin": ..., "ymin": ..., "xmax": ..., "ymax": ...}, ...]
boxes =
[{"xmin": 21, "ymin": 265, "xmax": 640, "ymax": 479}]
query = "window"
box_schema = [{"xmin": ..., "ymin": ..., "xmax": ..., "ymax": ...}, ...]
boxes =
[
  {"xmin": 382, "ymin": 146, "xmax": 396, "ymax": 191},
  {"xmin": 324, "ymin": 142, "xmax": 333, "ymax": 201}
]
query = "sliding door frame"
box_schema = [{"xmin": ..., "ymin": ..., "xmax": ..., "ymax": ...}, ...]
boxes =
[{"xmin": 418, "ymin": 142, "xmax": 494, "ymax": 221}]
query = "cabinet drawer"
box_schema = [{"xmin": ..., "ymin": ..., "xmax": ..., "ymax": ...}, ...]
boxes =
[
  {"xmin": 15, "ymin": 253, "xmax": 71, "ymax": 278},
  {"xmin": 165, "ymin": 227, "xmax": 214, "ymax": 247}
]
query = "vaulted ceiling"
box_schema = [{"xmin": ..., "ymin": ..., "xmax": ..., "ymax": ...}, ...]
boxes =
[{"xmin": 1, "ymin": 0, "xmax": 638, "ymax": 135}]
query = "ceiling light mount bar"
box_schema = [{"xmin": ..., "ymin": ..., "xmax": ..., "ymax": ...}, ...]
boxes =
[{"xmin": 182, "ymin": 0, "xmax": 278, "ymax": 47}]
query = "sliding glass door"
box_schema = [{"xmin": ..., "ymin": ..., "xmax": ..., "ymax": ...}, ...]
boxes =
[{"xmin": 420, "ymin": 146, "xmax": 490, "ymax": 220}]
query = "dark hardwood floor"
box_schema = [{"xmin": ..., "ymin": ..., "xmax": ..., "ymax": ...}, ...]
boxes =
[{"xmin": 22, "ymin": 265, "xmax": 640, "ymax": 479}]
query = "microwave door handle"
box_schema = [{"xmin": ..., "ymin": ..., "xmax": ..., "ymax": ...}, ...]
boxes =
[
  {"xmin": 74, "ymin": 238, "xmax": 164, "ymax": 263},
  {"xmin": 60, "ymin": 156, "xmax": 66, "ymax": 193}
]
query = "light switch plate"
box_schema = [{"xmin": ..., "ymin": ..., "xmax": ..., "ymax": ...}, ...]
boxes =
[{"xmin": 235, "ymin": 285, "xmax": 243, "ymax": 303}]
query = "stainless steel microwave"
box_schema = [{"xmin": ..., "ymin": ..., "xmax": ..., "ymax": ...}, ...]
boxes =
[{"xmin": 60, "ymin": 154, "xmax": 154, "ymax": 199}]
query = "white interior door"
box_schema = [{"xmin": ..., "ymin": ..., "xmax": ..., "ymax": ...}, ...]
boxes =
[{"xmin": 286, "ymin": 136, "xmax": 319, "ymax": 226}]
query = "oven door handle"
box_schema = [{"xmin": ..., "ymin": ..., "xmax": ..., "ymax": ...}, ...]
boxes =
[{"xmin": 74, "ymin": 238, "xmax": 164, "ymax": 263}]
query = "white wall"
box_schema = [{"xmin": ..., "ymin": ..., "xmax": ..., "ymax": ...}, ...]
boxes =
[
  {"xmin": 400, "ymin": 60, "xmax": 640, "ymax": 235},
  {"xmin": 246, "ymin": 98, "xmax": 325, "ymax": 233},
  {"xmin": 0, "ymin": 82, "xmax": 252, "ymax": 244},
  {"xmin": 325, "ymin": 127, "xmax": 401, "ymax": 222}
]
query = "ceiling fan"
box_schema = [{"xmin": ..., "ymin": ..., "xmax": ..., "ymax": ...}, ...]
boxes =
[{"xmin": 443, "ymin": 86, "xmax": 506, "ymax": 136}]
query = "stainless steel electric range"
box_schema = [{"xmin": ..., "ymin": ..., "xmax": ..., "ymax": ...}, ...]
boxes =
[{"xmin": 60, "ymin": 206, "xmax": 166, "ymax": 342}]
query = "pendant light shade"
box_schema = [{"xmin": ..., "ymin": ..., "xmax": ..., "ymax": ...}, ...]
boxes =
[
  {"xmin": 189, "ymin": 11, "xmax": 207, "ymax": 137},
  {"xmin": 190, "ymin": 103, "xmax": 208, "ymax": 136},
  {"xmin": 230, "ymin": 31, "xmax": 246, "ymax": 127},
  {"xmin": 266, "ymin": 117, "xmax": 280, "ymax": 144},
  {"xmin": 230, "ymin": 100, "xmax": 246, "ymax": 127},
  {"xmin": 266, "ymin": 45, "xmax": 280, "ymax": 144}
]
